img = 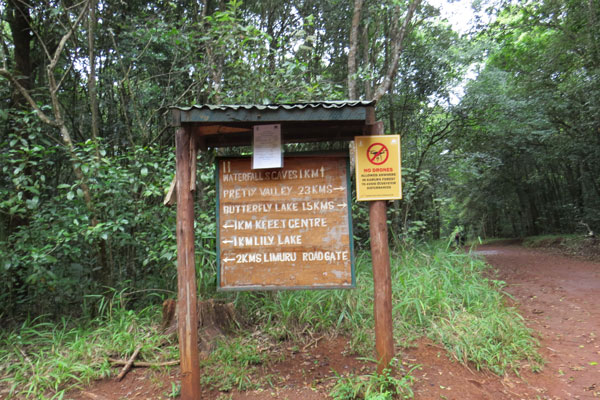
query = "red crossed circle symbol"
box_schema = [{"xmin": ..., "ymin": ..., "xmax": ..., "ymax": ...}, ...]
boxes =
[{"xmin": 367, "ymin": 143, "xmax": 389, "ymax": 165}]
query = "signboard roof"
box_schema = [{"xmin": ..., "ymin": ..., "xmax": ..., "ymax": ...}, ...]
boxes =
[
  {"xmin": 170, "ymin": 101, "xmax": 376, "ymax": 148},
  {"xmin": 171, "ymin": 101, "xmax": 375, "ymax": 124}
]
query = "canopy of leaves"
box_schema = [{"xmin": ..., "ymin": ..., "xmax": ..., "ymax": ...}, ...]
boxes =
[
  {"xmin": 1, "ymin": 0, "xmax": 597, "ymax": 318},
  {"xmin": 450, "ymin": 0, "xmax": 600, "ymax": 237}
]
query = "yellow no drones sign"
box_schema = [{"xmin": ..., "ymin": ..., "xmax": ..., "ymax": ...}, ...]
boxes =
[{"xmin": 354, "ymin": 135, "xmax": 402, "ymax": 201}]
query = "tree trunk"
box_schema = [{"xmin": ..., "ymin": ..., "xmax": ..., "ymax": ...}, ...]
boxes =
[
  {"xmin": 5, "ymin": 0, "xmax": 46, "ymax": 237},
  {"xmin": 372, "ymin": 0, "xmax": 421, "ymax": 102},
  {"xmin": 388, "ymin": 89, "xmax": 396, "ymax": 133},
  {"xmin": 88, "ymin": 0, "xmax": 101, "ymax": 154},
  {"xmin": 7, "ymin": 0, "xmax": 33, "ymax": 107},
  {"xmin": 347, "ymin": 0, "xmax": 363, "ymax": 99},
  {"xmin": 587, "ymin": 0, "xmax": 599, "ymax": 66},
  {"xmin": 363, "ymin": 23, "xmax": 373, "ymax": 99},
  {"xmin": 161, "ymin": 298, "xmax": 236, "ymax": 355}
]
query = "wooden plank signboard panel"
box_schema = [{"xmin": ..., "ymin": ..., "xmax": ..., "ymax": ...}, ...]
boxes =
[{"xmin": 216, "ymin": 155, "xmax": 354, "ymax": 290}]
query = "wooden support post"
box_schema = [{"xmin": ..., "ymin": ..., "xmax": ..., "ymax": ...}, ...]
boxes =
[
  {"xmin": 189, "ymin": 134, "xmax": 197, "ymax": 192},
  {"xmin": 366, "ymin": 111, "xmax": 395, "ymax": 374},
  {"xmin": 175, "ymin": 127, "xmax": 201, "ymax": 399}
]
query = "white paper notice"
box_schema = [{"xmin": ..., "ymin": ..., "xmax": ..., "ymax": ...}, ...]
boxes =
[{"xmin": 252, "ymin": 124, "xmax": 283, "ymax": 169}]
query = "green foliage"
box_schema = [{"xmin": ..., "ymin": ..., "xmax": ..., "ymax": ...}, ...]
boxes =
[
  {"xmin": 166, "ymin": 382, "xmax": 181, "ymax": 398},
  {"xmin": 0, "ymin": 291, "xmax": 177, "ymax": 399},
  {"xmin": 199, "ymin": 337, "xmax": 269, "ymax": 392},
  {"xmin": 234, "ymin": 252, "xmax": 374, "ymax": 347},
  {"xmin": 0, "ymin": 0, "xmax": 485, "ymax": 316},
  {"xmin": 330, "ymin": 359, "xmax": 415, "ymax": 400},
  {"xmin": 431, "ymin": 309, "xmax": 539, "ymax": 375},
  {"xmin": 390, "ymin": 244, "xmax": 542, "ymax": 374},
  {"xmin": 194, "ymin": 0, "xmax": 343, "ymax": 104},
  {"xmin": 522, "ymin": 234, "xmax": 600, "ymax": 261},
  {"xmin": 0, "ymin": 245, "xmax": 541, "ymax": 397},
  {"xmin": 0, "ymin": 7, "xmax": 568, "ymax": 397},
  {"xmin": 522, "ymin": 234, "xmax": 579, "ymax": 248},
  {"xmin": 232, "ymin": 244, "xmax": 541, "ymax": 375},
  {"xmin": 451, "ymin": 0, "xmax": 600, "ymax": 237},
  {"xmin": 0, "ymin": 136, "xmax": 187, "ymax": 316},
  {"xmin": 0, "ymin": 129, "xmax": 220, "ymax": 317}
]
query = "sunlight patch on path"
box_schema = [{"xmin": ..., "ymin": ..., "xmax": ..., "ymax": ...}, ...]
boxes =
[{"xmin": 471, "ymin": 249, "xmax": 501, "ymax": 255}]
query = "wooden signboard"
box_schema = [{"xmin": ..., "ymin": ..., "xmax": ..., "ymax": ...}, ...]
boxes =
[{"xmin": 216, "ymin": 154, "xmax": 354, "ymax": 290}]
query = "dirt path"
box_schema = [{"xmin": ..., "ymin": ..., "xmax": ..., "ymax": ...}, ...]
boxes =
[
  {"xmin": 68, "ymin": 244, "xmax": 600, "ymax": 399},
  {"xmin": 476, "ymin": 244, "xmax": 600, "ymax": 399}
]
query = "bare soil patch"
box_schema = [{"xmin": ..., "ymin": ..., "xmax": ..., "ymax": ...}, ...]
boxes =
[
  {"xmin": 476, "ymin": 244, "xmax": 600, "ymax": 399},
  {"xmin": 67, "ymin": 244, "xmax": 600, "ymax": 399},
  {"xmin": 527, "ymin": 237, "xmax": 600, "ymax": 262}
]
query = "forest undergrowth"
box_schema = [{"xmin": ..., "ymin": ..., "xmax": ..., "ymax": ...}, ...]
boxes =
[{"xmin": 0, "ymin": 242, "xmax": 541, "ymax": 399}]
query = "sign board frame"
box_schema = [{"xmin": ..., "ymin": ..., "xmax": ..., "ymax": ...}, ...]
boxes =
[
  {"xmin": 215, "ymin": 152, "xmax": 355, "ymax": 291},
  {"xmin": 170, "ymin": 103, "xmax": 397, "ymax": 399},
  {"xmin": 354, "ymin": 135, "xmax": 402, "ymax": 201}
]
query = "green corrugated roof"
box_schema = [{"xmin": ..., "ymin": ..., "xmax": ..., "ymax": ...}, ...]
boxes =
[
  {"xmin": 170, "ymin": 101, "xmax": 375, "ymax": 125},
  {"xmin": 172, "ymin": 100, "xmax": 374, "ymax": 112},
  {"xmin": 170, "ymin": 101, "xmax": 376, "ymax": 147}
]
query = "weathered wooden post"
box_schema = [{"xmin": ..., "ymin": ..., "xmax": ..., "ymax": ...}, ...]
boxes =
[
  {"xmin": 175, "ymin": 127, "xmax": 201, "ymax": 399},
  {"xmin": 366, "ymin": 110, "xmax": 395, "ymax": 374}
]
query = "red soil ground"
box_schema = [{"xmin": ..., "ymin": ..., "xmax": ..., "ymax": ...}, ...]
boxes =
[{"xmin": 68, "ymin": 243, "xmax": 600, "ymax": 399}]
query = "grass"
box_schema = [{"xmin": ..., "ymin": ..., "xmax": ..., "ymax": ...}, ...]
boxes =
[
  {"xmin": 199, "ymin": 336, "xmax": 271, "ymax": 392},
  {"xmin": 522, "ymin": 233, "xmax": 581, "ymax": 248},
  {"xmin": 0, "ymin": 242, "xmax": 542, "ymax": 398},
  {"xmin": 233, "ymin": 253, "xmax": 374, "ymax": 352},
  {"xmin": 0, "ymin": 292, "xmax": 178, "ymax": 399},
  {"xmin": 236, "ymin": 243, "xmax": 541, "ymax": 375},
  {"xmin": 522, "ymin": 233, "xmax": 599, "ymax": 261},
  {"xmin": 330, "ymin": 358, "xmax": 416, "ymax": 400},
  {"xmin": 389, "ymin": 244, "xmax": 542, "ymax": 375}
]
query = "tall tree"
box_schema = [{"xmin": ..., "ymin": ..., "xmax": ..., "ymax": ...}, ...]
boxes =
[
  {"xmin": 347, "ymin": 0, "xmax": 363, "ymax": 99},
  {"xmin": 6, "ymin": 0, "xmax": 33, "ymax": 108},
  {"xmin": 346, "ymin": 0, "xmax": 422, "ymax": 101},
  {"xmin": 87, "ymin": 0, "xmax": 100, "ymax": 152},
  {"xmin": 451, "ymin": 0, "xmax": 600, "ymax": 236}
]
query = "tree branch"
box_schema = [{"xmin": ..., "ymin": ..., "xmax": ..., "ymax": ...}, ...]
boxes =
[
  {"xmin": 115, "ymin": 344, "xmax": 143, "ymax": 381},
  {"xmin": 49, "ymin": 1, "xmax": 89, "ymax": 71},
  {"xmin": 0, "ymin": 68, "xmax": 58, "ymax": 127},
  {"xmin": 109, "ymin": 358, "xmax": 179, "ymax": 368},
  {"xmin": 372, "ymin": 0, "xmax": 421, "ymax": 102}
]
